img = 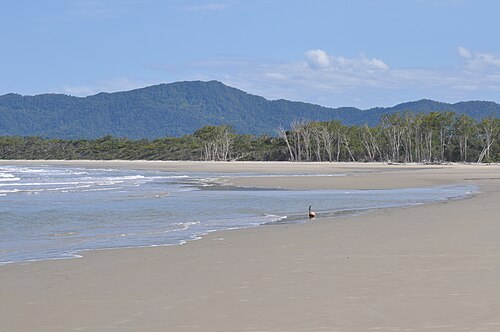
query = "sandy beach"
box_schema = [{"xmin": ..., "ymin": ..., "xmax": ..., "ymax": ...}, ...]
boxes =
[{"xmin": 1, "ymin": 161, "xmax": 500, "ymax": 331}]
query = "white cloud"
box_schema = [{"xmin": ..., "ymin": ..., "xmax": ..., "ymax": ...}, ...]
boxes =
[
  {"xmin": 458, "ymin": 46, "xmax": 472, "ymax": 58},
  {"xmin": 472, "ymin": 52, "xmax": 500, "ymax": 67},
  {"xmin": 148, "ymin": 46, "xmax": 500, "ymax": 108},
  {"xmin": 366, "ymin": 58, "xmax": 389, "ymax": 70},
  {"xmin": 263, "ymin": 48, "xmax": 500, "ymax": 97},
  {"xmin": 459, "ymin": 47, "xmax": 500, "ymax": 68},
  {"xmin": 304, "ymin": 49, "xmax": 389, "ymax": 71},
  {"xmin": 305, "ymin": 49, "xmax": 331, "ymax": 69}
]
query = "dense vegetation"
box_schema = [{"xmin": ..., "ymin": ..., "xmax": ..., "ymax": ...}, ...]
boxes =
[
  {"xmin": 1, "ymin": 81, "xmax": 499, "ymax": 139},
  {"xmin": 1, "ymin": 112, "xmax": 498, "ymax": 163}
]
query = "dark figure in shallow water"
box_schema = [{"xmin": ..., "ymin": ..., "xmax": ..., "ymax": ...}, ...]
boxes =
[{"xmin": 308, "ymin": 205, "xmax": 316, "ymax": 219}]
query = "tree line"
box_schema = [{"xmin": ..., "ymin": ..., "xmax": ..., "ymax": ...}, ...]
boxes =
[{"xmin": 0, "ymin": 112, "xmax": 498, "ymax": 163}]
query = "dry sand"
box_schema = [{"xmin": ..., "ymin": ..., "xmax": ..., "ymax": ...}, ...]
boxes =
[{"xmin": 1, "ymin": 161, "xmax": 500, "ymax": 331}]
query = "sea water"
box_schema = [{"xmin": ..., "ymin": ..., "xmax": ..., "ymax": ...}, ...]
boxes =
[{"xmin": 0, "ymin": 165, "xmax": 475, "ymax": 265}]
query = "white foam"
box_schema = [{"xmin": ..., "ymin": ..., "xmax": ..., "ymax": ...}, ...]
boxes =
[
  {"xmin": 151, "ymin": 175, "xmax": 189, "ymax": 179},
  {"xmin": 264, "ymin": 214, "xmax": 288, "ymax": 222},
  {"xmin": 0, "ymin": 177, "xmax": 20, "ymax": 182},
  {"xmin": 0, "ymin": 173, "xmax": 16, "ymax": 178},
  {"xmin": 47, "ymin": 185, "xmax": 92, "ymax": 191},
  {"xmin": 0, "ymin": 172, "xmax": 20, "ymax": 182},
  {"xmin": 105, "ymin": 175, "xmax": 146, "ymax": 181},
  {"xmin": 0, "ymin": 172, "xmax": 14, "ymax": 176},
  {"xmin": 49, "ymin": 232, "xmax": 77, "ymax": 237},
  {"xmin": 1, "ymin": 167, "xmax": 50, "ymax": 173},
  {"xmin": 80, "ymin": 187, "xmax": 117, "ymax": 192},
  {"xmin": 0, "ymin": 181, "xmax": 83, "ymax": 187},
  {"xmin": 0, "ymin": 188, "xmax": 43, "ymax": 194},
  {"xmin": 0, "ymin": 176, "xmax": 149, "ymax": 188},
  {"xmin": 173, "ymin": 221, "xmax": 201, "ymax": 231}
]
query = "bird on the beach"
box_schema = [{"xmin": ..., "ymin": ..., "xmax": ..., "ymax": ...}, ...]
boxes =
[{"xmin": 308, "ymin": 205, "xmax": 316, "ymax": 219}]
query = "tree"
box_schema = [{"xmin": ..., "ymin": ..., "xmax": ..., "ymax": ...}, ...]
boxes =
[
  {"xmin": 1, "ymin": 111, "xmax": 498, "ymax": 163},
  {"xmin": 454, "ymin": 115, "xmax": 475, "ymax": 162},
  {"xmin": 277, "ymin": 126, "xmax": 295, "ymax": 161},
  {"xmin": 359, "ymin": 124, "xmax": 382, "ymax": 162},
  {"xmin": 194, "ymin": 125, "xmax": 235, "ymax": 161},
  {"xmin": 477, "ymin": 117, "xmax": 499, "ymax": 163},
  {"xmin": 381, "ymin": 113, "xmax": 404, "ymax": 162}
]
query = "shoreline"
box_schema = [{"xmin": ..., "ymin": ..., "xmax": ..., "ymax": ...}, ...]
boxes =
[
  {"xmin": 2, "ymin": 159, "xmax": 499, "ymax": 189},
  {"xmin": 1, "ymin": 161, "xmax": 500, "ymax": 331},
  {"xmin": 0, "ymin": 183, "xmax": 478, "ymax": 268},
  {"xmin": 0, "ymin": 160, "xmax": 481, "ymax": 267}
]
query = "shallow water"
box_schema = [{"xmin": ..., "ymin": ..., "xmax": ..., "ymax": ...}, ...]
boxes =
[{"xmin": 0, "ymin": 165, "xmax": 476, "ymax": 265}]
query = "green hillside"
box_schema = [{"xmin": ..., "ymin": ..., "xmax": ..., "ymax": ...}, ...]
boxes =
[{"xmin": 0, "ymin": 81, "xmax": 498, "ymax": 139}]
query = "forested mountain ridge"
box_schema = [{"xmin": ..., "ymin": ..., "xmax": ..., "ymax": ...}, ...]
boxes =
[{"xmin": 0, "ymin": 80, "xmax": 499, "ymax": 139}]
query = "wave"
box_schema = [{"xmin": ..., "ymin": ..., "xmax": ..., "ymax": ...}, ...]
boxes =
[
  {"xmin": 0, "ymin": 188, "xmax": 43, "ymax": 194},
  {"xmin": 103, "ymin": 175, "xmax": 146, "ymax": 181},
  {"xmin": 172, "ymin": 221, "xmax": 201, "ymax": 231},
  {"xmin": 0, "ymin": 166, "xmax": 87, "ymax": 175},
  {"xmin": 0, "ymin": 173, "xmax": 20, "ymax": 181},
  {"xmin": 49, "ymin": 232, "xmax": 77, "ymax": 237},
  {"xmin": 150, "ymin": 175, "xmax": 189, "ymax": 179},
  {"xmin": 0, "ymin": 177, "xmax": 20, "ymax": 182},
  {"xmin": 0, "ymin": 174, "xmax": 154, "ymax": 191},
  {"xmin": 80, "ymin": 187, "xmax": 119, "ymax": 192}
]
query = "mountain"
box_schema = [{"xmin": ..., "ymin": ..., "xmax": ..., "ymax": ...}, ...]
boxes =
[{"xmin": 0, "ymin": 81, "xmax": 499, "ymax": 139}]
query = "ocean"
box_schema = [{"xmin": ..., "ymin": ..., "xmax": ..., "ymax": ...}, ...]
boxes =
[{"xmin": 0, "ymin": 164, "xmax": 475, "ymax": 265}]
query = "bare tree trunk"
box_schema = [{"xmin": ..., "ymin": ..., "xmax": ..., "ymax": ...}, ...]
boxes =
[
  {"xmin": 336, "ymin": 133, "xmax": 342, "ymax": 162},
  {"xmin": 477, "ymin": 139, "xmax": 494, "ymax": 163},
  {"xmin": 278, "ymin": 127, "xmax": 295, "ymax": 162},
  {"xmin": 320, "ymin": 127, "xmax": 334, "ymax": 162},
  {"xmin": 342, "ymin": 133, "xmax": 356, "ymax": 162}
]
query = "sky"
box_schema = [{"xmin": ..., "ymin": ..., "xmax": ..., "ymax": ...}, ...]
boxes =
[{"xmin": 1, "ymin": 0, "xmax": 500, "ymax": 109}]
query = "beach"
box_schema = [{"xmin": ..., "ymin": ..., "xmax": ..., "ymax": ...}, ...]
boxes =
[{"xmin": 1, "ymin": 161, "xmax": 500, "ymax": 331}]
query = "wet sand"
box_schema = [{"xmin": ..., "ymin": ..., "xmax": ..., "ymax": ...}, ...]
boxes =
[{"xmin": 1, "ymin": 161, "xmax": 500, "ymax": 331}]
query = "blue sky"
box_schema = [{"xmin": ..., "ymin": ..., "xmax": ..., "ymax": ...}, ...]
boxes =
[{"xmin": 1, "ymin": 0, "xmax": 500, "ymax": 108}]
